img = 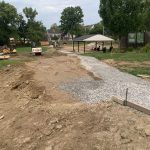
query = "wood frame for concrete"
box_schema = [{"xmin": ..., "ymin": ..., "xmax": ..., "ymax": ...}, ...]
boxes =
[{"xmin": 112, "ymin": 97, "xmax": 150, "ymax": 115}]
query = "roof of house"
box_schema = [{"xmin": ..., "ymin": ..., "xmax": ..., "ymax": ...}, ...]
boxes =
[{"xmin": 73, "ymin": 34, "xmax": 114, "ymax": 42}]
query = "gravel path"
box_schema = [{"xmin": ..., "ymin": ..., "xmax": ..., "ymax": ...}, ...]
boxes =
[{"xmin": 60, "ymin": 54, "xmax": 150, "ymax": 109}]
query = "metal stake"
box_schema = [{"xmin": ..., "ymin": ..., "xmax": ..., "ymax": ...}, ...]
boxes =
[{"xmin": 124, "ymin": 88, "xmax": 128, "ymax": 106}]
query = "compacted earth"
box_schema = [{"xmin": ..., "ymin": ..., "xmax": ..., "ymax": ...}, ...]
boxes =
[{"xmin": 0, "ymin": 53, "xmax": 150, "ymax": 150}]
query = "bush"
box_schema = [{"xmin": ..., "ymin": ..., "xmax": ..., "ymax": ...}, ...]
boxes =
[
  {"xmin": 140, "ymin": 44, "xmax": 150, "ymax": 53},
  {"xmin": 127, "ymin": 47, "xmax": 134, "ymax": 52}
]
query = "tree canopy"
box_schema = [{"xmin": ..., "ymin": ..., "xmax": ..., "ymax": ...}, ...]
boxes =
[
  {"xmin": 23, "ymin": 7, "xmax": 38, "ymax": 21},
  {"xmin": 0, "ymin": 1, "xmax": 18, "ymax": 45},
  {"xmin": 23, "ymin": 7, "xmax": 46, "ymax": 44},
  {"xmin": 99, "ymin": 0, "xmax": 143, "ymax": 38},
  {"xmin": 143, "ymin": 0, "xmax": 150, "ymax": 31},
  {"xmin": 0, "ymin": 2, "xmax": 46, "ymax": 46},
  {"xmin": 60, "ymin": 6, "xmax": 84, "ymax": 39},
  {"xmin": 89, "ymin": 22, "xmax": 103, "ymax": 34}
]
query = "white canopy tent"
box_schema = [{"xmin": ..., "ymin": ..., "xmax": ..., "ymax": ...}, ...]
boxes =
[
  {"xmin": 73, "ymin": 34, "xmax": 114, "ymax": 53},
  {"xmin": 84, "ymin": 34, "xmax": 114, "ymax": 42}
]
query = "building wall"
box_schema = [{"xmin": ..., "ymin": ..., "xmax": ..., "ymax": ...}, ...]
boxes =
[{"xmin": 145, "ymin": 32, "xmax": 150, "ymax": 44}]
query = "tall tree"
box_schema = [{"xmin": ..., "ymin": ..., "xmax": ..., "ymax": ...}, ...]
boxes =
[
  {"xmin": 0, "ymin": 1, "xmax": 18, "ymax": 45},
  {"xmin": 99, "ymin": 0, "xmax": 143, "ymax": 39},
  {"xmin": 60, "ymin": 6, "xmax": 84, "ymax": 39},
  {"xmin": 17, "ymin": 14, "xmax": 27, "ymax": 43},
  {"xmin": 50, "ymin": 23, "xmax": 60, "ymax": 33},
  {"xmin": 143, "ymin": 0, "xmax": 150, "ymax": 31},
  {"xmin": 89, "ymin": 22, "xmax": 103, "ymax": 34},
  {"xmin": 27, "ymin": 21, "xmax": 46, "ymax": 43},
  {"xmin": 23, "ymin": 7, "xmax": 46, "ymax": 44},
  {"xmin": 23, "ymin": 7, "xmax": 38, "ymax": 21}
]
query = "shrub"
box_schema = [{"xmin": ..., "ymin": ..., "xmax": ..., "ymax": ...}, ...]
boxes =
[
  {"xmin": 127, "ymin": 47, "xmax": 135, "ymax": 52},
  {"xmin": 140, "ymin": 44, "xmax": 150, "ymax": 53}
]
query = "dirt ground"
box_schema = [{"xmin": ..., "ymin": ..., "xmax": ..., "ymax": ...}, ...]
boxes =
[{"xmin": 0, "ymin": 52, "xmax": 150, "ymax": 150}]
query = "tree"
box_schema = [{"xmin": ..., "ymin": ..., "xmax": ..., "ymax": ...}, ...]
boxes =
[
  {"xmin": 17, "ymin": 14, "xmax": 27, "ymax": 43},
  {"xmin": 23, "ymin": 7, "xmax": 38, "ymax": 21},
  {"xmin": 89, "ymin": 22, "xmax": 103, "ymax": 34},
  {"xmin": 143, "ymin": 0, "xmax": 150, "ymax": 31},
  {"xmin": 26, "ymin": 21, "xmax": 46, "ymax": 43},
  {"xmin": 60, "ymin": 6, "xmax": 84, "ymax": 39},
  {"xmin": 75, "ymin": 24, "xmax": 86, "ymax": 37},
  {"xmin": 0, "ymin": 1, "xmax": 18, "ymax": 45},
  {"xmin": 23, "ymin": 7, "xmax": 46, "ymax": 44},
  {"xmin": 99, "ymin": 0, "xmax": 143, "ymax": 39},
  {"xmin": 50, "ymin": 23, "xmax": 61, "ymax": 33}
]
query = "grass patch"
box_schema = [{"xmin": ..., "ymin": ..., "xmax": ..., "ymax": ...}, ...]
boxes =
[
  {"xmin": 0, "ymin": 60, "xmax": 23, "ymax": 69},
  {"xmin": 83, "ymin": 52, "xmax": 150, "ymax": 62},
  {"xmin": 123, "ymin": 67, "xmax": 150, "ymax": 76},
  {"xmin": 16, "ymin": 47, "xmax": 32, "ymax": 53},
  {"xmin": 16, "ymin": 46, "xmax": 48, "ymax": 53},
  {"xmin": 83, "ymin": 51, "xmax": 150, "ymax": 76},
  {"xmin": 0, "ymin": 46, "xmax": 51, "ymax": 69}
]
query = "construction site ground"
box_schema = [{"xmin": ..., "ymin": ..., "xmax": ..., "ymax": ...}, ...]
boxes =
[{"xmin": 0, "ymin": 48, "xmax": 150, "ymax": 150}]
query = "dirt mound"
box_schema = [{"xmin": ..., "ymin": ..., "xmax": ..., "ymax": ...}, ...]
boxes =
[{"xmin": 10, "ymin": 71, "xmax": 45, "ymax": 99}]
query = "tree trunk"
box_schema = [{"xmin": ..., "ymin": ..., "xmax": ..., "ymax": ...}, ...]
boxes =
[
  {"xmin": 119, "ymin": 36, "xmax": 121, "ymax": 52},
  {"xmin": 71, "ymin": 34, "xmax": 74, "ymax": 40}
]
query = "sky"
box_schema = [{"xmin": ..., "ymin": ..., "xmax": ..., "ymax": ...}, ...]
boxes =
[{"xmin": 3, "ymin": 0, "xmax": 101, "ymax": 29}]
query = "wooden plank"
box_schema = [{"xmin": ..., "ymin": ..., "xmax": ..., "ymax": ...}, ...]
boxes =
[
  {"xmin": 112, "ymin": 97, "xmax": 124, "ymax": 105},
  {"xmin": 137, "ymin": 74, "xmax": 150, "ymax": 79},
  {"xmin": 112, "ymin": 97, "xmax": 150, "ymax": 115},
  {"xmin": 127, "ymin": 101, "xmax": 150, "ymax": 115},
  {"xmin": 0, "ymin": 55, "xmax": 10, "ymax": 60}
]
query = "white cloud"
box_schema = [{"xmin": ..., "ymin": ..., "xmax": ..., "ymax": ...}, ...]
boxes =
[{"xmin": 3, "ymin": 0, "xmax": 100, "ymax": 28}]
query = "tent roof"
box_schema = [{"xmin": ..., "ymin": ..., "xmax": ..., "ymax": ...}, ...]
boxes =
[{"xmin": 73, "ymin": 34, "xmax": 114, "ymax": 42}]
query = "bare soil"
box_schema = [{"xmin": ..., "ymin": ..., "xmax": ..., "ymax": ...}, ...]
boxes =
[{"xmin": 0, "ymin": 53, "xmax": 150, "ymax": 150}]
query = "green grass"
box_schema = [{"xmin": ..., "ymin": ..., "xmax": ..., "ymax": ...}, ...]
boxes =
[
  {"xmin": 122, "ymin": 67, "xmax": 150, "ymax": 76},
  {"xmin": 83, "ymin": 52, "xmax": 150, "ymax": 62},
  {"xmin": 0, "ymin": 46, "xmax": 48, "ymax": 69},
  {"xmin": 16, "ymin": 46, "xmax": 48, "ymax": 53},
  {"xmin": 16, "ymin": 47, "xmax": 32, "ymax": 53},
  {"xmin": 0, "ymin": 60, "xmax": 23, "ymax": 69},
  {"xmin": 82, "ymin": 51, "xmax": 150, "ymax": 76}
]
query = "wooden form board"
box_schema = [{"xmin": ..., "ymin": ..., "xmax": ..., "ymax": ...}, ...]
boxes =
[{"xmin": 112, "ymin": 97, "xmax": 150, "ymax": 115}]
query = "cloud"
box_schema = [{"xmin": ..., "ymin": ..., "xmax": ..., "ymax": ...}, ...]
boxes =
[{"xmin": 3, "ymin": 0, "xmax": 100, "ymax": 28}]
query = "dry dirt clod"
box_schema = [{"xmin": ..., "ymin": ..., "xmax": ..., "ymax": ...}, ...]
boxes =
[
  {"xmin": 45, "ymin": 145, "xmax": 53, "ymax": 150},
  {"xmin": 144, "ymin": 125, "xmax": 150, "ymax": 136},
  {"xmin": 121, "ymin": 138, "xmax": 132, "ymax": 144},
  {"xmin": 56, "ymin": 125, "xmax": 63, "ymax": 129},
  {"xmin": 26, "ymin": 80, "xmax": 29, "ymax": 85},
  {"xmin": 50, "ymin": 118, "xmax": 59, "ymax": 124},
  {"xmin": 0, "ymin": 115, "xmax": 4, "ymax": 120},
  {"xmin": 120, "ymin": 131, "xmax": 129, "ymax": 139},
  {"xmin": 11, "ymin": 82, "xmax": 21, "ymax": 90}
]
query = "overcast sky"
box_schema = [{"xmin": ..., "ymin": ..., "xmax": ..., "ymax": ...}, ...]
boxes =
[{"xmin": 3, "ymin": 0, "xmax": 100, "ymax": 29}]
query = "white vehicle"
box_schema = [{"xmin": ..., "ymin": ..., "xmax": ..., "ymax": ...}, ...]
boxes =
[{"xmin": 32, "ymin": 47, "xmax": 42, "ymax": 55}]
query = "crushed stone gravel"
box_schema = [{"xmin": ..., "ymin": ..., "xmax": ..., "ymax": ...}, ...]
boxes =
[{"xmin": 60, "ymin": 55, "xmax": 150, "ymax": 109}]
